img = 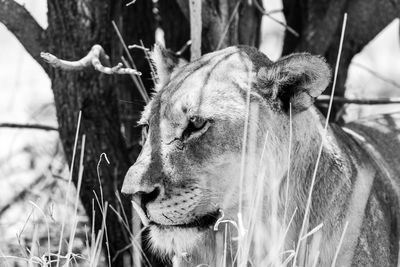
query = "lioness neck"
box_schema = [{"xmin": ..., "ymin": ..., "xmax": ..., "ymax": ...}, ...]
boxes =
[{"xmin": 284, "ymin": 107, "xmax": 357, "ymax": 265}]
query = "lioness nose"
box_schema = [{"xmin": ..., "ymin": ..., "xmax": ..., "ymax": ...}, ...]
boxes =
[
  {"xmin": 135, "ymin": 186, "xmax": 161, "ymax": 207},
  {"xmin": 122, "ymin": 157, "xmax": 162, "ymax": 207},
  {"xmin": 121, "ymin": 166, "xmax": 162, "ymax": 207}
]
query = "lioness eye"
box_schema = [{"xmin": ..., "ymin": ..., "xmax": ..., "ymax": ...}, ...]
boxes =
[
  {"xmin": 190, "ymin": 116, "xmax": 206, "ymax": 129},
  {"xmin": 182, "ymin": 116, "xmax": 210, "ymax": 140}
]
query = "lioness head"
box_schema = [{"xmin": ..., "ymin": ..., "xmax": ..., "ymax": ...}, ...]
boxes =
[{"xmin": 121, "ymin": 46, "xmax": 331, "ymax": 261}]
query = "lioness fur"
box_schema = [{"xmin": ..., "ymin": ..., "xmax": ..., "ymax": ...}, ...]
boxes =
[{"xmin": 122, "ymin": 45, "xmax": 400, "ymax": 266}]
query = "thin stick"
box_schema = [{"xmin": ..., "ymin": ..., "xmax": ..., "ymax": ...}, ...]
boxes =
[
  {"xmin": 131, "ymin": 201, "xmax": 150, "ymax": 226},
  {"xmin": 216, "ymin": 0, "xmax": 241, "ymax": 50},
  {"xmin": 253, "ymin": 0, "xmax": 299, "ymax": 37},
  {"xmin": 0, "ymin": 123, "xmax": 58, "ymax": 131},
  {"xmin": 317, "ymin": 95, "xmax": 400, "ymax": 105},
  {"xmin": 0, "ymin": 175, "xmax": 46, "ymax": 216},
  {"xmin": 67, "ymin": 134, "xmax": 86, "ymax": 260},
  {"xmin": 126, "ymin": 0, "xmax": 136, "ymax": 6},
  {"xmin": 237, "ymin": 74, "xmax": 252, "ymax": 265},
  {"xmin": 397, "ymin": 241, "xmax": 400, "ymax": 267},
  {"xmin": 283, "ymin": 103, "xmax": 292, "ymax": 226},
  {"xmin": 109, "ymin": 206, "xmax": 152, "ymax": 266},
  {"xmin": 223, "ymin": 223, "xmax": 228, "ymax": 267},
  {"xmin": 300, "ymin": 223, "xmax": 323, "ymax": 241},
  {"xmin": 175, "ymin": 40, "xmax": 192, "ymax": 56},
  {"xmin": 29, "ymin": 201, "xmax": 52, "ymax": 260},
  {"xmin": 140, "ymin": 40, "xmax": 157, "ymax": 84},
  {"xmin": 330, "ymin": 221, "xmax": 349, "ymax": 267},
  {"xmin": 96, "ymin": 153, "xmax": 112, "ymax": 267},
  {"xmin": 56, "ymin": 110, "xmax": 82, "ymax": 267},
  {"xmin": 121, "ymin": 57, "xmax": 150, "ymax": 103},
  {"xmin": 292, "ymin": 13, "xmax": 347, "ymax": 266},
  {"xmin": 111, "ymin": 20, "xmax": 146, "ymax": 90},
  {"xmin": 128, "ymin": 44, "xmax": 150, "ymax": 51},
  {"xmin": 0, "ymin": 249, "xmax": 11, "ymax": 267},
  {"xmin": 111, "ymin": 20, "xmax": 150, "ymax": 104}
]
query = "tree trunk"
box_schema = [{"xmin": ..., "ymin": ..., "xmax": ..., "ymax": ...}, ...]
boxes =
[
  {"xmin": 157, "ymin": 0, "xmax": 190, "ymax": 58},
  {"xmin": 173, "ymin": 0, "xmax": 262, "ymax": 54},
  {"xmin": 282, "ymin": 0, "xmax": 400, "ymax": 121},
  {"xmin": 46, "ymin": 1, "xmax": 157, "ymax": 266}
]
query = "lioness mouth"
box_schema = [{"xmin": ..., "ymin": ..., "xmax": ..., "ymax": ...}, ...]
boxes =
[
  {"xmin": 150, "ymin": 210, "xmax": 221, "ymax": 230},
  {"xmin": 132, "ymin": 200, "xmax": 220, "ymax": 229}
]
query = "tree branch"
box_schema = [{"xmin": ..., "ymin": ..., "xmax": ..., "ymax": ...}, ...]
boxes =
[
  {"xmin": 0, "ymin": 0, "xmax": 48, "ymax": 70},
  {"xmin": 0, "ymin": 174, "xmax": 47, "ymax": 216},
  {"xmin": 317, "ymin": 96, "xmax": 400, "ymax": 105},
  {"xmin": 0, "ymin": 123, "xmax": 58, "ymax": 131},
  {"xmin": 41, "ymin": 44, "xmax": 142, "ymax": 75},
  {"xmin": 253, "ymin": 0, "xmax": 299, "ymax": 37}
]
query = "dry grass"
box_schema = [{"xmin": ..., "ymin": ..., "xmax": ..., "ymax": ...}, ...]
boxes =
[
  {"xmin": 208, "ymin": 13, "xmax": 349, "ymax": 267},
  {"xmin": 1, "ymin": 112, "xmax": 108, "ymax": 267}
]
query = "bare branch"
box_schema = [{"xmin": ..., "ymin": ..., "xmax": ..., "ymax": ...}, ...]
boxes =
[
  {"xmin": 111, "ymin": 20, "xmax": 149, "ymax": 103},
  {"xmin": 121, "ymin": 56, "xmax": 150, "ymax": 103},
  {"xmin": 41, "ymin": 44, "xmax": 142, "ymax": 75},
  {"xmin": 175, "ymin": 40, "xmax": 192, "ymax": 56},
  {"xmin": 352, "ymin": 62, "xmax": 400, "ymax": 89},
  {"xmin": 253, "ymin": 0, "xmax": 299, "ymax": 37},
  {"xmin": 0, "ymin": 175, "xmax": 47, "ymax": 216},
  {"xmin": 126, "ymin": 0, "xmax": 137, "ymax": 6},
  {"xmin": 0, "ymin": 123, "xmax": 58, "ymax": 131},
  {"xmin": 0, "ymin": 0, "xmax": 48, "ymax": 69},
  {"xmin": 128, "ymin": 44, "xmax": 150, "ymax": 51},
  {"xmin": 216, "ymin": 1, "xmax": 241, "ymax": 51},
  {"xmin": 317, "ymin": 96, "xmax": 400, "ymax": 105}
]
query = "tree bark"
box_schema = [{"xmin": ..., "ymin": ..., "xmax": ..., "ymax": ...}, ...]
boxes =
[
  {"xmin": 0, "ymin": 0, "xmax": 48, "ymax": 69},
  {"xmin": 45, "ymin": 1, "xmax": 159, "ymax": 265},
  {"xmin": 282, "ymin": 0, "xmax": 400, "ymax": 121},
  {"xmin": 0, "ymin": 0, "xmax": 158, "ymax": 265},
  {"xmin": 173, "ymin": 0, "xmax": 262, "ymax": 54},
  {"xmin": 157, "ymin": 0, "xmax": 190, "ymax": 58}
]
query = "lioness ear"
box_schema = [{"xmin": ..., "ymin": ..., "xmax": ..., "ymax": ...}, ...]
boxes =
[
  {"xmin": 257, "ymin": 53, "xmax": 331, "ymax": 112},
  {"xmin": 151, "ymin": 44, "xmax": 187, "ymax": 90}
]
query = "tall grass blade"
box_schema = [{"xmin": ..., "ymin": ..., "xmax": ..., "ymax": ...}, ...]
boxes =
[
  {"xmin": 330, "ymin": 221, "xmax": 349, "ymax": 267},
  {"xmin": 292, "ymin": 13, "xmax": 347, "ymax": 266},
  {"xmin": 56, "ymin": 110, "xmax": 82, "ymax": 267}
]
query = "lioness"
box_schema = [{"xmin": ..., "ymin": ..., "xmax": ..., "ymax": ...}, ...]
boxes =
[{"xmin": 121, "ymin": 45, "xmax": 400, "ymax": 266}]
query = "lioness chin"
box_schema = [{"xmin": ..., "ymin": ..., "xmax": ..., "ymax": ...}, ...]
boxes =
[{"xmin": 122, "ymin": 45, "xmax": 400, "ymax": 267}]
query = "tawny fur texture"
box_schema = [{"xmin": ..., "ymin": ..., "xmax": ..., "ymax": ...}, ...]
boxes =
[{"xmin": 122, "ymin": 45, "xmax": 400, "ymax": 267}]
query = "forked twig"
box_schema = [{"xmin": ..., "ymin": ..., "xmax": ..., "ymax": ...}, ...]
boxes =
[{"xmin": 40, "ymin": 45, "xmax": 141, "ymax": 75}]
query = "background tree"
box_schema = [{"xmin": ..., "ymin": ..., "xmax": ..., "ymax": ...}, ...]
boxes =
[{"xmin": 282, "ymin": 0, "xmax": 400, "ymax": 120}]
